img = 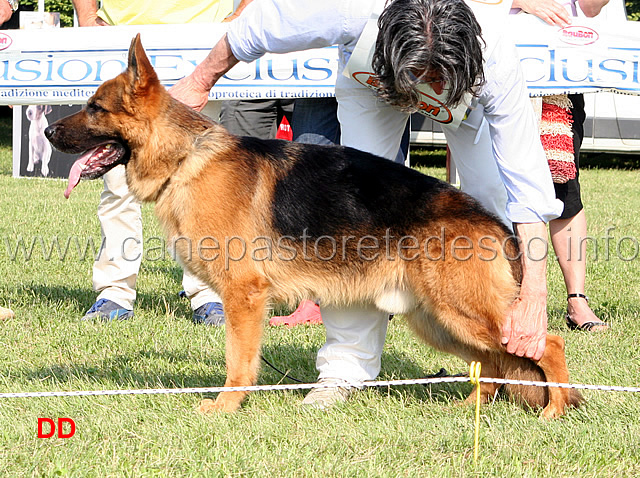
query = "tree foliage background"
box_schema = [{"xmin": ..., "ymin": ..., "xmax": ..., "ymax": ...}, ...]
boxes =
[
  {"xmin": 20, "ymin": 0, "xmax": 76, "ymax": 27},
  {"xmin": 626, "ymin": 0, "xmax": 640, "ymax": 19}
]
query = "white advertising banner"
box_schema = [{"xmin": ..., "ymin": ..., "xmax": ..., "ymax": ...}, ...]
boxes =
[
  {"xmin": 510, "ymin": 13, "xmax": 640, "ymax": 96},
  {"xmin": 0, "ymin": 23, "xmax": 338, "ymax": 105},
  {"xmin": 1, "ymin": 14, "xmax": 640, "ymax": 105}
]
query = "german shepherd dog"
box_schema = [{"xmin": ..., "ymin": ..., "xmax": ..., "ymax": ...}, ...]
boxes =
[{"xmin": 46, "ymin": 36, "xmax": 582, "ymax": 417}]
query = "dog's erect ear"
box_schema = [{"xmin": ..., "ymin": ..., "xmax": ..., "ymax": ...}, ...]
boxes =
[
  {"xmin": 127, "ymin": 34, "xmax": 159, "ymax": 92},
  {"xmin": 44, "ymin": 105, "xmax": 52, "ymax": 115}
]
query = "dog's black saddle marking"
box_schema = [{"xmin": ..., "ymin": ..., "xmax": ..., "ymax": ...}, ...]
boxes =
[{"xmin": 268, "ymin": 141, "xmax": 454, "ymax": 239}]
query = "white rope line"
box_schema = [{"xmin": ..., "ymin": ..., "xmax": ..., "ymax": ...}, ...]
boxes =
[
  {"xmin": 0, "ymin": 376, "xmax": 638, "ymax": 399},
  {"xmin": 476, "ymin": 378, "xmax": 640, "ymax": 393}
]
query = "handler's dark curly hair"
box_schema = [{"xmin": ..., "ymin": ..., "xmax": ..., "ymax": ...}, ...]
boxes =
[{"xmin": 372, "ymin": 0, "xmax": 485, "ymax": 110}]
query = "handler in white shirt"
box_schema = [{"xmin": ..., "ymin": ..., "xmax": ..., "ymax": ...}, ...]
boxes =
[{"xmin": 170, "ymin": 0, "xmax": 563, "ymax": 408}]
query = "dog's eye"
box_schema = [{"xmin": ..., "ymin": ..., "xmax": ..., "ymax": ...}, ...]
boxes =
[{"xmin": 87, "ymin": 102, "xmax": 107, "ymax": 114}]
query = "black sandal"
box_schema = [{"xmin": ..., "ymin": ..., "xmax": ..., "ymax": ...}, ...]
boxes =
[{"xmin": 565, "ymin": 293, "xmax": 608, "ymax": 331}]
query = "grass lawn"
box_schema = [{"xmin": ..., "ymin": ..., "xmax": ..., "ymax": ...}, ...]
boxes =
[{"xmin": 1, "ymin": 114, "xmax": 639, "ymax": 477}]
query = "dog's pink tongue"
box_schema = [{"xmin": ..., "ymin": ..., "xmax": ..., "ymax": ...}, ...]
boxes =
[{"xmin": 64, "ymin": 147, "xmax": 98, "ymax": 199}]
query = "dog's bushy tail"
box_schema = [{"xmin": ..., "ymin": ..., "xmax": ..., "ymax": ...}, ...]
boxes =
[{"xmin": 500, "ymin": 355, "xmax": 584, "ymax": 410}]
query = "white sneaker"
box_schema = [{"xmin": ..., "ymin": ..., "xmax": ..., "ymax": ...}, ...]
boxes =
[{"xmin": 301, "ymin": 378, "xmax": 354, "ymax": 410}]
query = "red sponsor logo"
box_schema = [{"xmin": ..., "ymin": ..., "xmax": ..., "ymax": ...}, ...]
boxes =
[
  {"xmin": 37, "ymin": 418, "xmax": 76, "ymax": 438},
  {"xmin": 416, "ymin": 91, "xmax": 453, "ymax": 124},
  {"xmin": 351, "ymin": 72, "xmax": 453, "ymax": 124},
  {"xmin": 0, "ymin": 33, "xmax": 13, "ymax": 51},
  {"xmin": 365, "ymin": 75, "xmax": 380, "ymax": 88},
  {"xmin": 559, "ymin": 26, "xmax": 599, "ymax": 46},
  {"xmin": 351, "ymin": 72, "xmax": 381, "ymax": 90}
]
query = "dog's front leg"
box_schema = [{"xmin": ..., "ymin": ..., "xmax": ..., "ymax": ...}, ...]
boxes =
[{"xmin": 198, "ymin": 275, "xmax": 269, "ymax": 413}]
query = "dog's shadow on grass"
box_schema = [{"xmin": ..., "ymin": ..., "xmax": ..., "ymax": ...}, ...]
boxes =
[
  {"xmin": 13, "ymin": 282, "xmax": 633, "ymax": 407},
  {"xmin": 258, "ymin": 343, "xmax": 471, "ymax": 404},
  {"xmin": 14, "ymin": 283, "xmax": 477, "ymax": 405},
  {"xmin": 11, "ymin": 349, "xmax": 228, "ymax": 391},
  {"xmin": 379, "ymin": 351, "xmax": 472, "ymax": 404},
  {"xmin": 5, "ymin": 332, "xmax": 469, "ymax": 406}
]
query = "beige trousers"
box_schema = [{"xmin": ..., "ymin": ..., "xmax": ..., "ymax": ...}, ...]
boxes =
[{"xmin": 92, "ymin": 102, "xmax": 223, "ymax": 310}]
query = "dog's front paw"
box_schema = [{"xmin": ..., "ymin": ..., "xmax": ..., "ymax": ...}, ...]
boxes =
[
  {"xmin": 197, "ymin": 398, "xmax": 221, "ymax": 414},
  {"xmin": 197, "ymin": 392, "xmax": 244, "ymax": 414},
  {"xmin": 41, "ymin": 165, "xmax": 49, "ymax": 177},
  {"xmin": 26, "ymin": 163, "xmax": 34, "ymax": 172}
]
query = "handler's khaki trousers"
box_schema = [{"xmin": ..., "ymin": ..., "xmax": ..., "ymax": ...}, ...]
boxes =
[{"xmin": 93, "ymin": 103, "xmax": 222, "ymax": 311}]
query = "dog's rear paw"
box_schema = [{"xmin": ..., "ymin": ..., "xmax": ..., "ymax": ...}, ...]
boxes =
[{"xmin": 541, "ymin": 403, "xmax": 565, "ymax": 419}]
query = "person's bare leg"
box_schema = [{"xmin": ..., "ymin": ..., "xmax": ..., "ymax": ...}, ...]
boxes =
[{"xmin": 549, "ymin": 209, "xmax": 606, "ymax": 330}]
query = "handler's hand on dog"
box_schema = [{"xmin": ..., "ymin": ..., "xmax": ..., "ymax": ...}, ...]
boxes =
[
  {"xmin": 168, "ymin": 76, "xmax": 210, "ymax": 112},
  {"xmin": 169, "ymin": 34, "xmax": 239, "ymax": 112},
  {"xmin": 502, "ymin": 295, "xmax": 547, "ymax": 361},
  {"xmin": 501, "ymin": 222, "xmax": 549, "ymax": 361}
]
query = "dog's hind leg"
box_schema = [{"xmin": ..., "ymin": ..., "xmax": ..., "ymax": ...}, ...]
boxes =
[
  {"xmin": 534, "ymin": 334, "xmax": 582, "ymax": 419},
  {"xmin": 198, "ymin": 275, "xmax": 269, "ymax": 413},
  {"xmin": 493, "ymin": 335, "xmax": 582, "ymax": 418},
  {"xmin": 405, "ymin": 309, "xmax": 504, "ymax": 405},
  {"xmin": 461, "ymin": 352, "xmax": 503, "ymax": 405},
  {"xmin": 405, "ymin": 305, "xmax": 567, "ymax": 415},
  {"xmin": 409, "ymin": 313, "xmax": 578, "ymax": 417}
]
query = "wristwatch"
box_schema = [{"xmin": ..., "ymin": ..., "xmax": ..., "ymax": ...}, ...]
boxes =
[{"xmin": 6, "ymin": 0, "xmax": 18, "ymax": 12}]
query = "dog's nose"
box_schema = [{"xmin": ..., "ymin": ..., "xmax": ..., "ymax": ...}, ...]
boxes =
[{"xmin": 44, "ymin": 124, "xmax": 60, "ymax": 141}]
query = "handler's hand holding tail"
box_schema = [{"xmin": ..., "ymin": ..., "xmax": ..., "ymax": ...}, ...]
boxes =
[
  {"xmin": 169, "ymin": 34, "xmax": 240, "ymax": 112},
  {"xmin": 501, "ymin": 222, "xmax": 549, "ymax": 361}
]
